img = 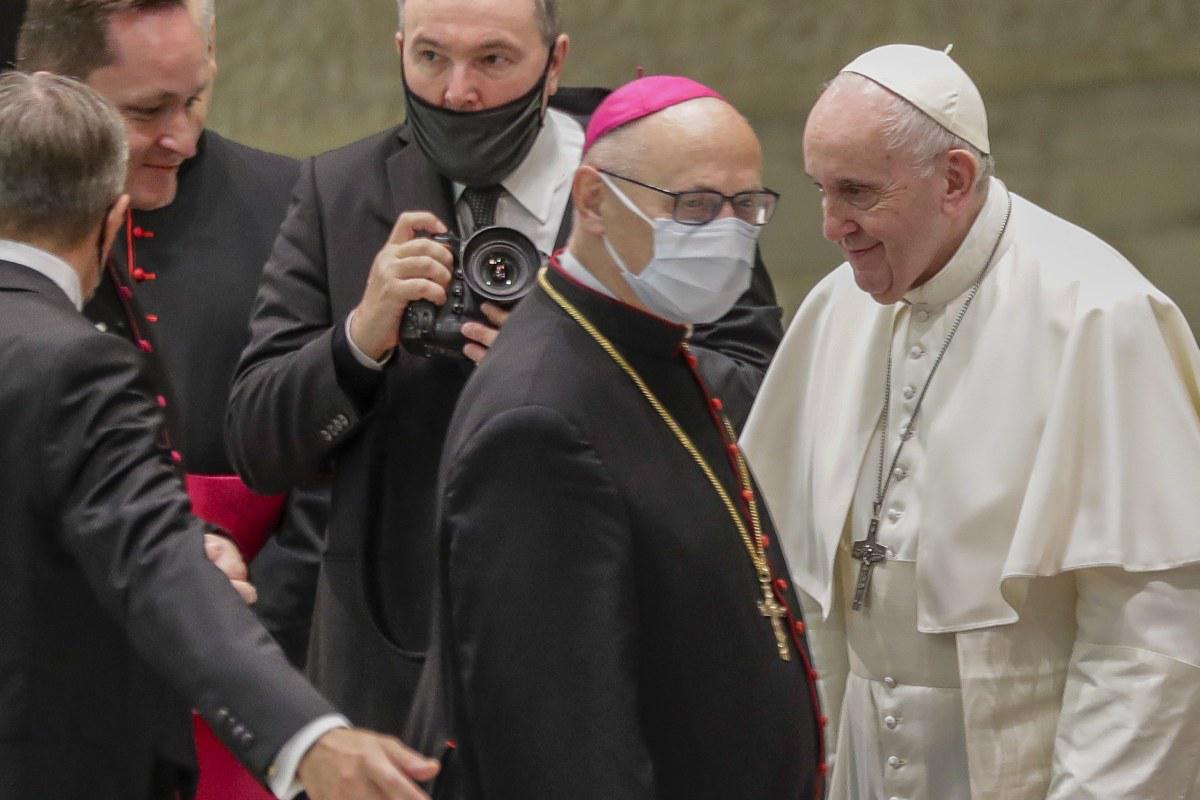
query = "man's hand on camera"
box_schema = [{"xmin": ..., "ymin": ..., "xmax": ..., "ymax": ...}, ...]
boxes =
[
  {"xmin": 461, "ymin": 302, "xmax": 512, "ymax": 364},
  {"xmin": 298, "ymin": 728, "xmax": 439, "ymax": 800},
  {"xmin": 349, "ymin": 211, "xmax": 454, "ymax": 362}
]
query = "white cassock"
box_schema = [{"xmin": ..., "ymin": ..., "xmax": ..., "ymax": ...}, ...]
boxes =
[{"xmin": 743, "ymin": 177, "xmax": 1200, "ymax": 799}]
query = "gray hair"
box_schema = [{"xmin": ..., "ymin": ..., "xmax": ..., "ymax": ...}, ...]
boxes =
[
  {"xmin": 396, "ymin": 0, "xmax": 561, "ymax": 47},
  {"xmin": 0, "ymin": 71, "xmax": 128, "ymax": 245},
  {"xmin": 829, "ymin": 72, "xmax": 994, "ymax": 191}
]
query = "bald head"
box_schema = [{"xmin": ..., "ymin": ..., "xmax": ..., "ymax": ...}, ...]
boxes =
[{"xmin": 584, "ymin": 97, "xmax": 761, "ymax": 191}]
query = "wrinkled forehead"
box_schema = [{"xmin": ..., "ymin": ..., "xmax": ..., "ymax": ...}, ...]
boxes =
[{"xmin": 803, "ymin": 87, "xmax": 894, "ymax": 173}]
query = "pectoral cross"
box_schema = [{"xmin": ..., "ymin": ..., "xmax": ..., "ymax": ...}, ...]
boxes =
[
  {"xmin": 758, "ymin": 583, "xmax": 792, "ymax": 661},
  {"xmin": 851, "ymin": 515, "xmax": 888, "ymax": 610}
]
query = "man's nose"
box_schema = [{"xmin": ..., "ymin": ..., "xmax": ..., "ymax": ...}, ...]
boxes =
[
  {"xmin": 442, "ymin": 65, "xmax": 480, "ymax": 111},
  {"xmin": 158, "ymin": 107, "xmax": 199, "ymax": 159},
  {"xmin": 821, "ymin": 199, "xmax": 856, "ymax": 242}
]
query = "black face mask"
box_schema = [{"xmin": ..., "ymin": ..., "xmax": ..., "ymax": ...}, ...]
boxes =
[{"xmin": 403, "ymin": 55, "xmax": 551, "ymax": 188}]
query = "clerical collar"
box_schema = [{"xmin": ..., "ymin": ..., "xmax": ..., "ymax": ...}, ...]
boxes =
[
  {"xmin": 0, "ymin": 239, "xmax": 84, "ymax": 310},
  {"xmin": 545, "ymin": 258, "xmax": 688, "ymax": 358},
  {"xmin": 904, "ymin": 176, "xmax": 1010, "ymax": 309},
  {"xmin": 452, "ymin": 108, "xmax": 582, "ymax": 225}
]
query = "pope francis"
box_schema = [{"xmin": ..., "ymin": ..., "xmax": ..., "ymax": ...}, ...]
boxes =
[{"xmin": 742, "ymin": 44, "xmax": 1200, "ymax": 799}]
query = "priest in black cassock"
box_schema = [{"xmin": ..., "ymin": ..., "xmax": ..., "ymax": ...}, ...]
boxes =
[
  {"xmin": 408, "ymin": 76, "xmax": 825, "ymax": 799},
  {"xmin": 17, "ymin": 0, "xmax": 322, "ymax": 670}
]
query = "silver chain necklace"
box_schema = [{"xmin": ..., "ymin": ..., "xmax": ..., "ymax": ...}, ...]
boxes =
[{"xmin": 851, "ymin": 191, "xmax": 1013, "ymax": 611}]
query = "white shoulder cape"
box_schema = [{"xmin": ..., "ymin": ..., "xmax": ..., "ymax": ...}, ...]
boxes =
[{"xmin": 743, "ymin": 191, "xmax": 1200, "ymax": 632}]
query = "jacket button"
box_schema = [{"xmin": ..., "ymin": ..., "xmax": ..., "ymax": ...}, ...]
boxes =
[{"xmin": 793, "ymin": 620, "xmax": 805, "ymax": 635}]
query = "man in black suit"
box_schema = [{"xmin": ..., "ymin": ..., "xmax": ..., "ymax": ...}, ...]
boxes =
[
  {"xmin": 18, "ymin": 0, "xmax": 324, "ymax": 669},
  {"xmin": 410, "ymin": 76, "xmax": 823, "ymax": 799},
  {"xmin": 226, "ymin": 0, "xmax": 784, "ymax": 737},
  {"xmin": 0, "ymin": 70, "xmax": 437, "ymax": 800}
]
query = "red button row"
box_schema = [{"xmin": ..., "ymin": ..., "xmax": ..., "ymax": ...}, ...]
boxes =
[{"xmin": 131, "ymin": 226, "xmax": 155, "ymax": 239}]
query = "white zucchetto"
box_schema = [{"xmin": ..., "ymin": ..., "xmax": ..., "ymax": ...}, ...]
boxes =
[{"xmin": 841, "ymin": 43, "xmax": 991, "ymax": 154}]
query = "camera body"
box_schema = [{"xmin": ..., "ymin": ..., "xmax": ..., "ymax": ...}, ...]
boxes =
[{"xmin": 400, "ymin": 226, "xmax": 543, "ymax": 360}]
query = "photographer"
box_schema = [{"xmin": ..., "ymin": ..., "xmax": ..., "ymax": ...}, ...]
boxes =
[{"xmin": 226, "ymin": 0, "xmax": 784, "ymax": 738}]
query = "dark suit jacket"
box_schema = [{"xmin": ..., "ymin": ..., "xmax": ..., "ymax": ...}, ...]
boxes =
[
  {"xmin": 85, "ymin": 129, "xmax": 325, "ymax": 667},
  {"xmin": 0, "ymin": 260, "xmax": 334, "ymax": 799},
  {"xmin": 226, "ymin": 88, "xmax": 784, "ymax": 734},
  {"xmin": 410, "ymin": 264, "xmax": 823, "ymax": 799}
]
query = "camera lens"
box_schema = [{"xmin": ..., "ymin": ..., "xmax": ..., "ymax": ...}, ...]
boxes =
[{"xmin": 461, "ymin": 226, "xmax": 542, "ymax": 304}]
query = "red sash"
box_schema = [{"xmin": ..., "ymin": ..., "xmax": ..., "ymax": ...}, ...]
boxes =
[{"xmin": 187, "ymin": 474, "xmax": 286, "ymax": 800}]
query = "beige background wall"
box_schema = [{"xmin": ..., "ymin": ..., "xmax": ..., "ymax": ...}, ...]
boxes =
[{"xmin": 209, "ymin": 0, "xmax": 1200, "ymax": 330}]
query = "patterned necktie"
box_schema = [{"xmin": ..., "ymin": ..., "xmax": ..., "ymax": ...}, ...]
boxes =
[{"xmin": 461, "ymin": 184, "xmax": 504, "ymax": 230}]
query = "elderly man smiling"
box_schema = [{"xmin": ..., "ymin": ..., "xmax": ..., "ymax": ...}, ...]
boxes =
[{"xmin": 744, "ymin": 44, "xmax": 1200, "ymax": 799}]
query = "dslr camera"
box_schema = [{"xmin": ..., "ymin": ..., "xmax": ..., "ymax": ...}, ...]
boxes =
[{"xmin": 400, "ymin": 226, "xmax": 543, "ymax": 360}]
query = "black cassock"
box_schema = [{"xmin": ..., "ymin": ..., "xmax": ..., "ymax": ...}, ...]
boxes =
[
  {"xmin": 84, "ymin": 129, "xmax": 323, "ymax": 667},
  {"xmin": 410, "ymin": 264, "xmax": 826, "ymax": 799}
]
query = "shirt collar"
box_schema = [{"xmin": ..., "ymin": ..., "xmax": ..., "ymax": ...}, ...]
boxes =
[
  {"xmin": 0, "ymin": 239, "xmax": 84, "ymax": 310},
  {"xmin": 904, "ymin": 177, "xmax": 1009, "ymax": 309},
  {"xmin": 453, "ymin": 108, "xmax": 584, "ymax": 225}
]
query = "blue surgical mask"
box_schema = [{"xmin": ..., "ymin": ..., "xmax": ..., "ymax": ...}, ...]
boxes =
[{"xmin": 600, "ymin": 174, "xmax": 757, "ymax": 324}]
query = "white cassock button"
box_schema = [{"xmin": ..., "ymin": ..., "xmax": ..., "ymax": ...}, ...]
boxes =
[
  {"xmin": 915, "ymin": 309, "xmax": 930, "ymax": 322},
  {"xmin": 892, "ymin": 467, "xmax": 907, "ymax": 481},
  {"xmin": 888, "ymin": 755, "xmax": 905, "ymax": 769},
  {"xmin": 884, "ymin": 715, "xmax": 898, "ymax": 729},
  {"xmin": 883, "ymin": 676, "xmax": 897, "ymax": 688},
  {"xmin": 887, "ymin": 509, "xmax": 902, "ymax": 523},
  {"xmin": 909, "ymin": 345, "xmax": 924, "ymax": 360},
  {"xmin": 902, "ymin": 385, "xmax": 916, "ymax": 400}
]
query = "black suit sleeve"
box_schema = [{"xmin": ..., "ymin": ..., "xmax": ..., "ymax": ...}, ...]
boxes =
[
  {"xmin": 41, "ymin": 333, "xmax": 335, "ymax": 777},
  {"xmin": 689, "ymin": 246, "xmax": 783, "ymax": 431},
  {"xmin": 249, "ymin": 481, "xmax": 330, "ymax": 668},
  {"xmin": 440, "ymin": 406, "xmax": 656, "ymax": 799},
  {"xmin": 226, "ymin": 157, "xmax": 378, "ymax": 493}
]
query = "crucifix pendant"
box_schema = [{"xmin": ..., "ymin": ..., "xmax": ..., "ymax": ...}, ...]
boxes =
[
  {"xmin": 851, "ymin": 516, "xmax": 888, "ymax": 611},
  {"xmin": 757, "ymin": 584, "xmax": 792, "ymax": 661}
]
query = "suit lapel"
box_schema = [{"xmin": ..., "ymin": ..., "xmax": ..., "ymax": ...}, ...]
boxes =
[{"xmin": 384, "ymin": 127, "xmax": 459, "ymax": 236}]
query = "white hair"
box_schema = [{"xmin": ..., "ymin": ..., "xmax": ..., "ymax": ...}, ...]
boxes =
[{"xmin": 829, "ymin": 72, "xmax": 995, "ymax": 191}]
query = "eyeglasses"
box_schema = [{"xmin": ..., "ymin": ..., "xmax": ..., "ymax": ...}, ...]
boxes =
[{"xmin": 599, "ymin": 169, "xmax": 780, "ymax": 226}]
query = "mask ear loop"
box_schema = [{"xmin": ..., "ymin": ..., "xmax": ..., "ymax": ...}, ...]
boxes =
[{"xmin": 597, "ymin": 173, "xmax": 658, "ymax": 278}]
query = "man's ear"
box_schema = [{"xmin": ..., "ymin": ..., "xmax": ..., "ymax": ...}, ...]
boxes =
[
  {"xmin": 395, "ymin": 32, "xmax": 405, "ymax": 59},
  {"xmin": 100, "ymin": 194, "xmax": 131, "ymax": 263},
  {"xmin": 572, "ymin": 166, "xmax": 606, "ymax": 235},
  {"xmin": 942, "ymin": 149, "xmax": 980, "ymax": 214},
  {"xmin": 545, "ymin": 34, "xmax": 570, "ymax": 97}
]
